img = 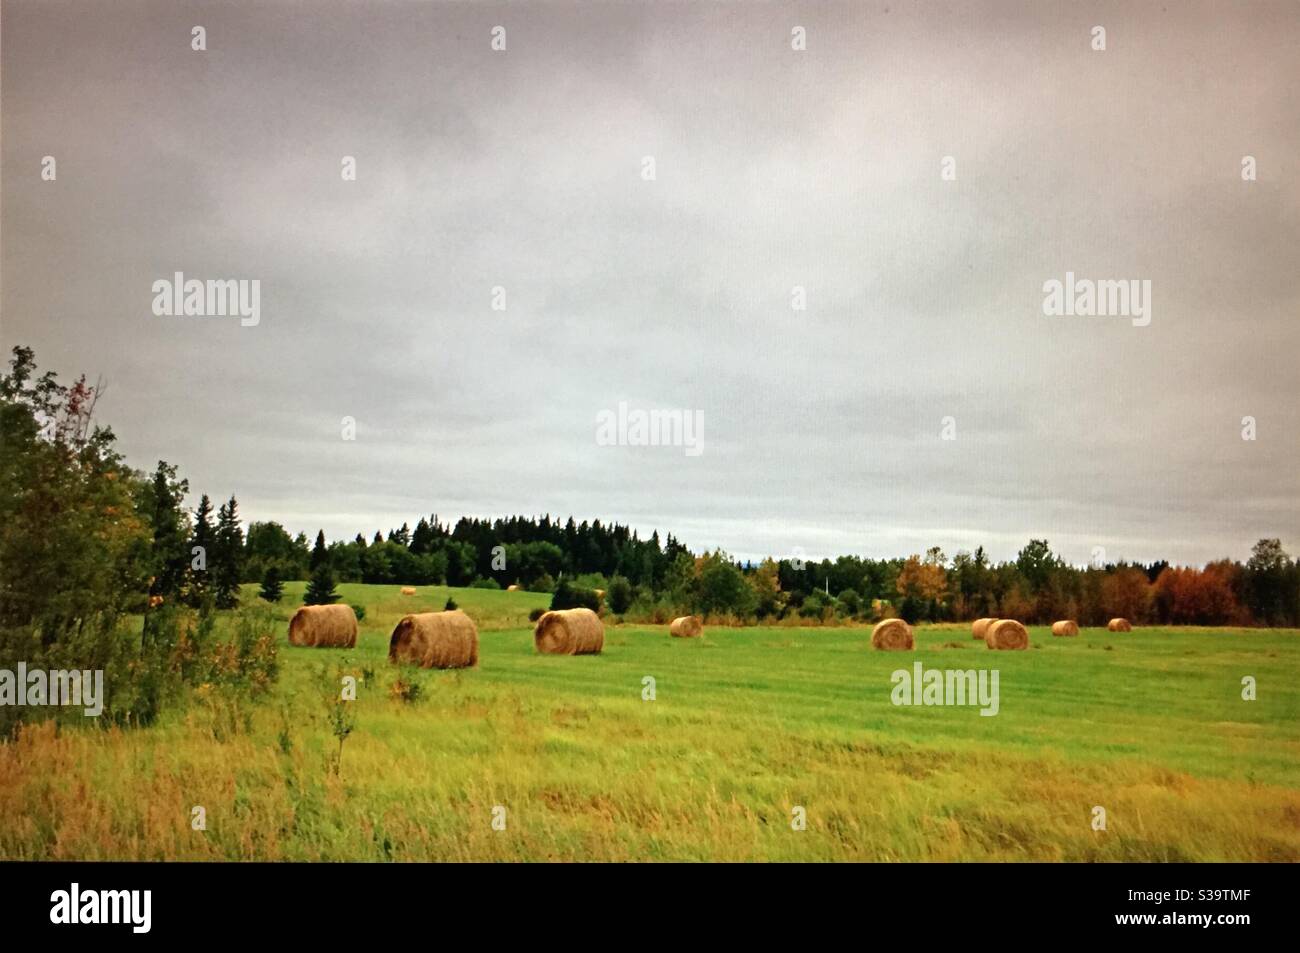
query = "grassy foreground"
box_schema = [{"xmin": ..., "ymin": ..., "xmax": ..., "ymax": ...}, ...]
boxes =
[{"xmin": 1, "ymin": 583, "xmax": 1297, "ymax": 861}]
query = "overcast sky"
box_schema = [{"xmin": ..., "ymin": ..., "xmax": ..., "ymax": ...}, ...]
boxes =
[{"xmin": 3, "ymin": 1, "xmax": 1297, "ymax": 567}]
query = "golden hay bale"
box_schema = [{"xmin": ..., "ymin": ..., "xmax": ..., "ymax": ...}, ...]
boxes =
[
  {"xmin": 389, "ymin": 611, "xmax": 478, "ymax": 669},
  {"xmin": 287, "ymin": 604, "xmax": 358, "ymax": 648},
  {"xmin": 1051, "ymin": 620, "xmax": 1080, "ymax": 637},
  {"xmin": 1107, "ymin": 617, "xmax": 1133, "ymax": 632},
  {"xmin": 669, "ymin": 615, "xmax": 703, "ymax": 638},
  {"xmin": 534, "ymin": 608, "xmax": 604, "ymax": 655},
  {"xmin": 972, "ymin": 617, "xmax": 998, "ymax": 640},
  {"xmin": 985, "ymin": 619, "xmax": 1029, "ymax": 650},
  {"xmin": 870, "ymin": 618, "xmax": 914, "ymax": 651},
  {"xmin": 506, "ymin": 584, "xmax": 521, "ymax": 592},
  {"xmin": 400, "ymin": 586, "xmax": 416, "ymax": 596}
]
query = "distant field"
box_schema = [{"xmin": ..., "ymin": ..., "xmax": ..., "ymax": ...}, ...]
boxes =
[{"xmin": 1, "ymin": 582, "xmax": 1297, "ymax": 861}]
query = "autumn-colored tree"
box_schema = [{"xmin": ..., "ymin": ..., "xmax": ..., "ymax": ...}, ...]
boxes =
[
  {"xmin": 748, "ymin": 557, "xmax": 783, "ymax": 619},
  {"xmin": 1102, "ymin": 566, "xmax": 1150, "ymax": 621},
  {"xmin": 896, "ymin": 553, "xmax": 947, "ymax": 621}
]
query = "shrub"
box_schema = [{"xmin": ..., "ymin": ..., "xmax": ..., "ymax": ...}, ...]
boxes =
[
  {"xmin": 350, "ymin": 603, "xmax": 366, "ymax": 622},
  {"xmin": 607, "ymin": 575, "xmax": 634, "ymax": 614},
  {"xmin": 528, "ymin": 607, "xmax": 545, "ymax": 622},
  {"xmin": 444, "ymin": 596, "xmax": 458, "ymax": 611},
  {"xmin": 550, "ymin": 581, "xmax": 601, "ymax": 612},
  {"xmin": 389, "ymin": 677, "xmax": 422, "ymax": 704},
  {"xmin": 470, "ymin": 577, "xmax": 501, "ymax": 590}
]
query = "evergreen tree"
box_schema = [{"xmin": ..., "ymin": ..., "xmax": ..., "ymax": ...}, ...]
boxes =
[
  {"xmin": 259, "ymin": 565, "xmax": 284, "ymax": 603},
  {"xmin": 146, "ymin": 461, "xmax": 190, "ymax": 605},
  {"xmin": 213, "ymin": 495, "xmax": 244, "ymax": 609},
  {"xmin": 187, "ymin": 493, "xmax": 214, "ymax": 606},
  {"xmin": 304, "ymin": 563, "xmax": 340, "ymax": 605},
  {"xmin": 311, "ymin": 529, "xmax": 329, "ymax": 570}
]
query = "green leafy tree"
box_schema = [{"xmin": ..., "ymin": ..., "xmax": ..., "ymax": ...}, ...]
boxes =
[
  {"xmin": 696, "ymin": 551, "xmax": 757, "ymax": 617},
  {"xmin": 1246, "ymin": 539, "xmax": 1297, "ymax": 626}
]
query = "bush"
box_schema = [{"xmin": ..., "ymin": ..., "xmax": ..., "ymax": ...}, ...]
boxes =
[
  {"xmin": 444, "ymin": 596, "xmax": 458, "ymax": 611},
  {"xmin": 469, "ymin": 577, "xmax": 501, "ymax": 590},
  {"xmin": 550, "ymin": 581, "xmax": 601, "ymax": 612},
  {"xmin": 350, "ymin": 603, "xmax": 366, "ymax": 622},
  {"xmin": 389, "ymin": 677, "xmax": 422, "ymax": 704},
  {"xmin": 528, "ymin": 607, "xmax": 545, "ymax": 622},
  {"xmin": 607, "ymin": 575, "xmax": 634, "ymax": 614}
]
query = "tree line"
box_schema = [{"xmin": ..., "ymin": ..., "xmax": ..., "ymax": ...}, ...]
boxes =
[{"xmin": 4, "ymin": 346, "xmax": 1297, "ymax": 633}]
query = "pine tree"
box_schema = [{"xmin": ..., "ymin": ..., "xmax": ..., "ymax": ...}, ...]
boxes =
[
  {"xmin": 213, "ymin": 495, "xmax": 244, "ymax": 609},
  {"xmin": 259, "ymin": 565, "xmax": 284, "ymax": 603},
  {"xmin": 187, "ymin": 493, "xmax": 214, "ymax": 606},
  {"xmin": 304, "ymin": 563, "xmax": 340, "ymax": 605},
  {"xmin": 311, "ymin": 529, "xmax": 328, "ymax": 570}
]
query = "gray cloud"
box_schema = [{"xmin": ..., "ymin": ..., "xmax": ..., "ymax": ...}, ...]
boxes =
[{"xmin": 2, "ymin": 0, "xmax": 1297, "ymax": 567}]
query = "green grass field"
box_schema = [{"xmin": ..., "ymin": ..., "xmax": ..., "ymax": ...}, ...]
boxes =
[{"xmin": 2, "ymin": 582, "xmax": 1297, "ymax": 861}]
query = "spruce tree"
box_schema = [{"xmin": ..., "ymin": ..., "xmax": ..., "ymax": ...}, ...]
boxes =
[
  {"xmin": 304, "ymin": 563, "xmax": 340, "ymax": 605},
  {"xmin": 311, "ymin": 529, "xmax": 329, "ymax": 570},
  {"xmin": 187, "ymin": 493, "xmax": 214, "ymax": 606},
  {"xmin": 213, "ymin": 495, "xmax": 243, "ymax": 609},
  {"xmin": 146, "ymin": 461, "xmax": 190, "ymax": 605},
  {"xmin": 259, "ymin": 565, "xmax": 284, "ymax": 603}
]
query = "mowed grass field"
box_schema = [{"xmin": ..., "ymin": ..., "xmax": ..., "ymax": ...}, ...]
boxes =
[{"xmin": 2, "ymin": 582, "xmax": 1298, "ymax": 861}]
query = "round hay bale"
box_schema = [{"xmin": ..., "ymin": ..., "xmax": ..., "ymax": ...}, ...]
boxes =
[
  {"xmin": 534, "ymin": 608, "xmax": 604, "ymax": 655},
  {"xmin": 985, "ymin": 619, "xmax": 1028, "ymax": 650},
  {"xmin": 870, "ymin": 618, "xmax": 914, "ymax": 651},
  {"xmin": 1107, "ymin": 617, "xmax": 1132, "ymax": 632},
  {"xmin": 1051, "ymin": 620, "xmax": 1079, "ymax": 637},
  {"xmin": 287, "ymin": 604, "xmax": 358, "ymax": 648},
  {"xmin": 389, "ymin": 611, "xmax": 478, "ymax": 669},
  {"xmin": 669, "ymin": 615, "xmax": 703, "ymax": 638},
  {"xmin": 506, "ymin": 584, "xmax": 521, "ymax": 592},
  {"xmin": 972, "ymin": 617, "xmax": 998, "ymax": 640},
  {"xmin": 400, "ymin": 586, "xmax": 416, "ymax": 596}
]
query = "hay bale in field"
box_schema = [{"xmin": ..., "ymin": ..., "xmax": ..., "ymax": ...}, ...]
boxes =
[
  {"xmin": 1107, "ymin": 617, "xmax": 1132, "ymax": 632},
  {"xmin": 400, "ymin": 586, "xmax": 416, "ymax": 596},
  {"xmin": 985, "ymin": 619, "xmax": 1028, "ymax": 650},
  {"xmin": 669, "ymin": 615, "xmax": 703, "ymax": 638},
  {"xmin": 870, "ymin": 618, "xmax": 914, "ymax": 651},
  {"xmin": 1051, "ymin": 620, "xmax": 1079, "ymax": 637},
  {"xmin": 287, "ymin": 604, "xmax": 358, "ymax": 648},
  {"xmin": 972, "ymin": 617, "xmax": 998, "ymax": 640},
  {"xmin": 534, "ymin": 608, "xmax": 604, "ymax": 655},
  {"xmin": 388, "ymin": 611, "xmax": 478, "ymax": 669},
  {"xmin": 506, "ymin": 584, "xmax": 521, "ymax": 592}
]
